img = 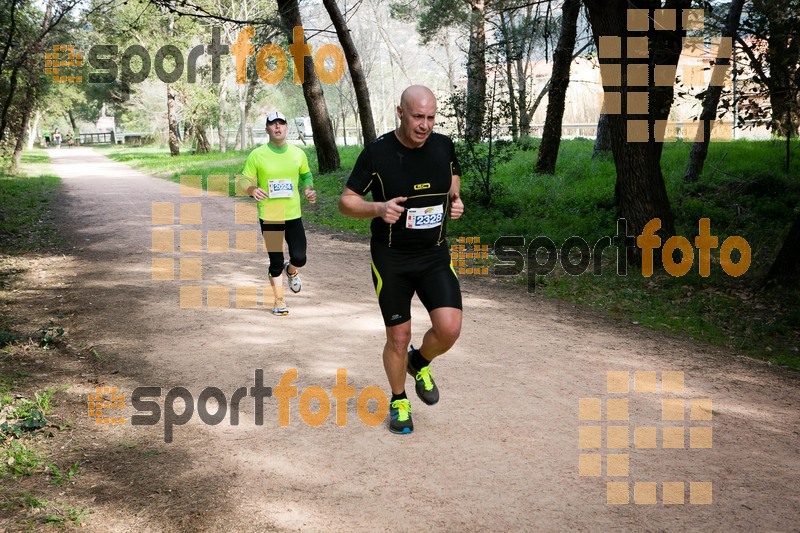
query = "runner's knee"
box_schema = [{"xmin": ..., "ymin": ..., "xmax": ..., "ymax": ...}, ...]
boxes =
[
  {"xmin": 386, "ymin": 328, "xmax": 412, "ymax": 354},
  {"xmin": 289, "ymin": 255, "xmax": 306, "ymax": 268},
  {"xmin": 433, "ymin": 314, "xmax": 461, "ymax": 344},
  {"xmin": 268, "ymin": 262, "xmax": 284, "ymax": 277}
]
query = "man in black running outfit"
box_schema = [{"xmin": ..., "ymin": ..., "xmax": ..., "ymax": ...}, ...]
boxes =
[{"xmin": 339, "ymin": 85, "xmax": 464, "ymax": 434}]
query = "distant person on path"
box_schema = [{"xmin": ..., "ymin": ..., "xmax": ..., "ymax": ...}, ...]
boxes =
[
  {"xmin": 338, "ymin": 85, "xmax": 465, "ymax": 434},
  {"xmin": 239, "ymin": 111, "xmax": 317, "ymax": 316},
  {"xmin": 66, "ymin": 131, "xmax": 74, "ymax": 148},
  {"xmin": 53, "ymin": 128, "xmax": 62, "ymax": 149}
]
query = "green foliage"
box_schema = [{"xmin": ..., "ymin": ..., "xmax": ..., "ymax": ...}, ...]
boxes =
[
  {"xmin": 48, "ymin": 460, "xmax": 80, "ymax": 486},
  {"xmin": 1, "ymin": 440, "xmax": 44, "ymax": 477},
  {"xmin": 389, "ymin": 0, "xmax": 468, "ymax": 43},
  {"xmin": 38, "ymin": 322, "xmax": 65, "ymax": 349},
  {"xmin": 1, "ymin": 387, "xmax": 56, "ymax": 437},
  {"xmin": 45, "ymin": 503, "xmax": 90, "ymax": 527}
]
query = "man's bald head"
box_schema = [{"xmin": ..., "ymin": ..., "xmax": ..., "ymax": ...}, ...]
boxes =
[
  {"xmin": 400, "ymin": 85, "xmax": 437, "ymax": 112},
  {"xmin": 395, "ymin": 85, "xmax": 437, "ymax": 148}
]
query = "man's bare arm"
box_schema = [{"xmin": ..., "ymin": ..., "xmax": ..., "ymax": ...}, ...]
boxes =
[{"xmin": 339, "ymin": 188, "xmax": 407, "ymax": 224}]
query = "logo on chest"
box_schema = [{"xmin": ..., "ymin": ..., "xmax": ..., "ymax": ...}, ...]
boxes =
[{"xmin": 413, "ymin": 182, "xmax": 431, "ymax": 191}]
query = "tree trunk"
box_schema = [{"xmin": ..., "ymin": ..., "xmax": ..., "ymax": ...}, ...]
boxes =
[
  {"xmin": 322, "ymin": 0, "xmax": 377, "ymax": 145},
  {"xmin": 516, "ymin": 55, "xmax": 531, "ymax": 136},
  {"xmin": 165, "ymin": 9, "xmax": 180, "ymax": 156},
  {"xmin": 234, "ymin": 119, "xmax": 242, "ymax": 151},
  {"xmin": 584, "ymin": 0, "xmax": 686, "ymax": 261},
  {"xmin": 167, "ymin": 85, "xmax": 180, "ymax": 156},
  {"xmin": 27, "ymin": 108, "xmax": 40, "ymax": 150},
  {"xmin": 9, "ymin": 73, "xmax": 36, "ymax": 174},
  {"xmin": 67, "ymin": 109, "xmax": 77, "ymax": 132},
  {"xmin": 242, "ymin": 71, "xmax": 258, "ymax": 150},
  {"xmin": 499, "ymin": 11, "xmax": 518, "ymax": 141},
  {"xmin": 1, "ymin": 0, "xmax": 52, "ymax": 146},
  {"xmin": 593, "ymin": 113, "xmax": 612, "ymax": 157},
  {"xmin": 236, "ymin": 83, "xmax": 246, "ymax": 151},
  {"xmin": 535, "ymin": 0, "xmax": 580, "ymax": 174},
  {"xmin": 195, "ymin": 122, "xmax": 211, "ymax": 154},
  {"xmin": 217, "ymin": 74, "xmax": 227, "ymax": 153},
  {"xmin": 765, "ymin": 212, "xmax": 800, "ymax": 286},
  {"xmin": 277, "ymin": 0, "xmax": 340, "ymax": 173},
  {"xmin": 465, "ymin": 0, "xmax": 486, "ymax": 142},
  {"xmin": 684, "ymin": 0, "xmax": 745, "ymax": 182}
]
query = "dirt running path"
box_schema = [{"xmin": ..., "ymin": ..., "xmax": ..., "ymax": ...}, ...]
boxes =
[{"xmin": 43, "ymin": 147, "xmax": 798, "ymax": 531}]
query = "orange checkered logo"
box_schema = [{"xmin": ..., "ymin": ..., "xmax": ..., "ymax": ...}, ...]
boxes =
[{"xmin": 87, "ymin": 386, "xmax": 125, "ymax": 425}]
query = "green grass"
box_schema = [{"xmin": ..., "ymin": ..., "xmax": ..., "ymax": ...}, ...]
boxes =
[
  {"xmin": 470, "ymin": 137, "xmax": 800, "ymax": 369},
  {"xmin": 93, "ymin": 139, "xmax": 800, "ymax": 369},
  {"xmin": 0, "ymin": 150, "xmax": 60, "ymax": 254},
  {"xmin": 100, "ymin": 144, "xmax": 371, "ymax": 234}
]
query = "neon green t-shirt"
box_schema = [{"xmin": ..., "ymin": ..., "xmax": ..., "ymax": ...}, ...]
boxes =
[{"xmin": 241, "ymin": 143, "xmax": 313, "ymax": 222}]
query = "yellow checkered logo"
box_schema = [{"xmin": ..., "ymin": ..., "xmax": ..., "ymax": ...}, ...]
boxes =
[
  {"xmin": 87, "ymin": 386, "xmax": 125, "ymax": 425},
  {"xmin": 44, "ymin": 44, "xmax": 83, "ymax": 83},
  {"xmin": 451, "ymin": 236, "xmax": 489, "ymax": 276},
  {"xmin": 579, "ymin": 371, "xmax": 713, "ymax": 505}
]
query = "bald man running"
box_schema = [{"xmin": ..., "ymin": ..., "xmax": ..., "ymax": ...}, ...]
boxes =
[{"xmin": 339, "ymin": 85, "xmax": 465, "ymax": 434}]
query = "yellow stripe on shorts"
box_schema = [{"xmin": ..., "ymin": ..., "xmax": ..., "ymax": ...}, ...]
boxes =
[{"xmin": 371, "ymin": 261, "xmax": 384, "ymax": 299}]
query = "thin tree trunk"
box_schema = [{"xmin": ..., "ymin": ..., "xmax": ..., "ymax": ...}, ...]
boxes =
[
  {"xmin": 218, "ymin": 75, "xmax": 227, "ymax": 153},
  {"xmin": 765, "ymin": 211, "xmax": 800, "ymax": 286},
  {"xmin": 9, "ymin": 67, "xmax": 36, "ymax": 174},
  {"xmin": 684, "ymin": 0, "xmax": 745, "ymax": 182},
  {"xmin": 516, "ymin": 55, "xmax": 531, "ymax": 136},
  {"xmin": 535, "ymin": 0, "xmax": 580, "ymax": 174},
  {"xmin": 322, "ymin": 0, "xmax": 377, "ymax": 145},
  {"xmin": 167, "ymin": 85, "xmax": 180, "ymax": 156},
  {"xmin": 236, "ymin": 83, "xmax": 246, "ymax": 151},
  {"xmin": 242, "ymin": 72, "xmax": 258, "ymax": 149},
  {"xmin": 465, "ymin": 0, "xmax": 486, "ymax": 142},
  {"xmin": 277, "ymin": 0, "xmax": 340, "ymax": 173},
  {"xmin": 593, "ymin": 113, "xmax": 612, "ymax": 157},
  {"xmin": 67, "ymin": 109, "xmax": 77, "ymax": 132},
  {"xmin": 9, "ymin": 90, "xmax": 32, "ymax": 174},
  {"xmin": 166, "ymin": 8, "xmax": 180, "ymax": 156},
  {"xmin": 499, "ymin": 11, "xmax": 518, "ymax": 141},
  {"xmin": 27, "ymin": 108, "xmax": 40, "ymax": 150},
  {"xmin": 195, "ymin": 123, "xmax": 211, "ymax": 153}
]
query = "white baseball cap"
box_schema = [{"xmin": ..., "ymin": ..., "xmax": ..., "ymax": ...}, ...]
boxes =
[{"xmin": 266, "ymin": 111, "xmax": 287, "ymax": 124}]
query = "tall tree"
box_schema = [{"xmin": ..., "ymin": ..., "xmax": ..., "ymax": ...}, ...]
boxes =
[
  {"xmin": 277, "ymin": 0, "xmax": 340, "ymax": 172},
  {"xmin": 322, "ymin": 0, "xmax": 377, "ymax": 145},
  {"xmin": 684, "ymin": 0, "xmax": 746, "ymax": 182},
  {"xmin": 583, "ymin": 0, "xmax": 690, "ymax": 258},
  {"xmin": 465, "ymin": 0, "xmax": 487, "ymax": 142},
  {"xmin": 8, "ymin": 0, "xmax": 53, "ymax": 173},
  {"xmin": 391, "ymin": 0, "xmax": 487, "ymax": 141},
  {"xmin": 535, "ymin": 0, "xmax": 581, "ymax": 174},
  {"xmin": 0, "ymin": 0, "xmax": 81, "ymax": 148},
  {"xmin": 747, "ymin": 0, "xmax": 800, "ymax": 137},
  {"xmin": 165, "ymin": 4, "xmax": 180, "ymax": 156}
]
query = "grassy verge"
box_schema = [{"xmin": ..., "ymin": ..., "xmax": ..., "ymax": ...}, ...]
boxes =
[
  {"xmin": 0, "ymin": 150, "xmax": 61, "ymax": 254},
  {"xmin": 96, "ymin": 139, "xmax": 799, "ymax": 369},
  {"xmin": 1, "ymin": 151, "xmax": 90, "ymax": 528}
]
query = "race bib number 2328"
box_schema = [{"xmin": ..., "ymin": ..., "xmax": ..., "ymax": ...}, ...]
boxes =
[{"xmin": 406, "ymin": 205, "xmax": 444, "ymax": 229}]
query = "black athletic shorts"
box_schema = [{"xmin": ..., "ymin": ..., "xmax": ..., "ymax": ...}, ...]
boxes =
[{"xmin": 370, "ymin": 241, "xmax": 462, "ymax": 327}]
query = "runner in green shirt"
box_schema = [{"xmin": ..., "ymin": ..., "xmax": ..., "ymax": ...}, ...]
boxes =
[{"xmin": 240, "ymin": 111, "xmax": 316, "ymax": 316}]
